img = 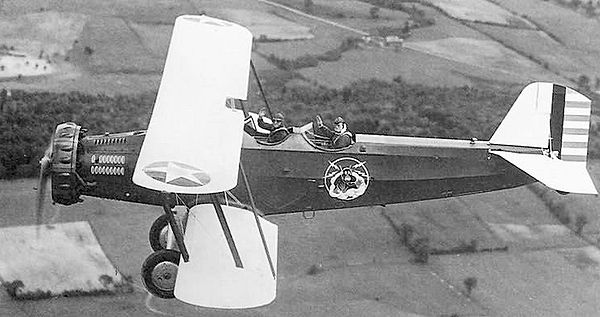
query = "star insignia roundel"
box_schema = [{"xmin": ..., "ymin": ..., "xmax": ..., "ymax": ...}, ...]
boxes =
[{"xmin": 143, "ymin": 161, "xmax": 211, "ymax": 187}]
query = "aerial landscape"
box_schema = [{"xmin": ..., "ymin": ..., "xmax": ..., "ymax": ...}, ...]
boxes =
[{"xmin": 1, "ymin": 0, "xmax": 600, "ymax": 316}]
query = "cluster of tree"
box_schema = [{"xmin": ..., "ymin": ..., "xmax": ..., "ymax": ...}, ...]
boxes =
[
  {"xmin": 575, "ymin": 74, "xmax": 600, "ymax": 93},
  {"xmin": 301, "ymin": 0, "xmax": 350, "ymax": 19},
  {"xmin": 265, "ymin": 37, "xmax": 362, "ymax": 71},
  {"xmin": 399, "ymin": 223, "xmax": 430, "ymax": 263},
  {"xmin": 360, "ymin": 0, "xmax": 410, "ymax": 11},
  {"xmin": 269, "ymin": 77, "xmax": 517, "ymax": 141},
  {"xmin": 528, "ymin": 183, "xmax": 590, "ymax": 235},
  {"xmin": 0, "ymin": 44, "xmax": 15, "ymax": 51},
  {"xmin": 0, "ymin": 91, "xmax": 154, "ymax": 178},
  {"xmin": 266, "ymin": 53, "xmax": 319, "ymax": 71},
  {"xmin": 303, "ymin": 0, "xmax": 314, "ymax": 14},
  {"xmin": 375, "ymin": 25, "xmax": 410, "ymax": 37},
  {"xmin": 360, "ymin": 0, "xmax": 435, "ymax": 28},
  {"xmin": 265, "ymin": 76, "xmax": 600, "ymax": 159},
  {"xmin": 550, "ymin": 0, "xmax": 598, "ymax": 17}
]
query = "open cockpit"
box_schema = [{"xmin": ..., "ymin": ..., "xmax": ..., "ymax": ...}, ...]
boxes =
[{"xmin": 243, "ymin": 113, "xmax": 355, "ymax": 151}]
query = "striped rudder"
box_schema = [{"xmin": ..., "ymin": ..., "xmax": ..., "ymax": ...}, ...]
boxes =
[{"xmin": 553, "ymin": 85, "xmax": 592, "ymax": 162}]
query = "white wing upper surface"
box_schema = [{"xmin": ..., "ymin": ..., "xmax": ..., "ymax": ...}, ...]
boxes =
[{"xmin": 133, "ymin": 15, "xmax": 253, "ymax": 194}]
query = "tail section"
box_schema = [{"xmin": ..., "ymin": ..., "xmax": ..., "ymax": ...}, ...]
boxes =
[{"xmin": 490, "ymin": 82, "xmax": 597, "ymax": 195}]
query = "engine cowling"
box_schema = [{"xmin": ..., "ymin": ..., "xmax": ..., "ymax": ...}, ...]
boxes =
[
  {"xmin": 46, "ymin": 122, "xmax": 176, "ymax": 207},
  {"xmin": 50, "ymin": 122, "xmax": 85, "ymax": 205}
]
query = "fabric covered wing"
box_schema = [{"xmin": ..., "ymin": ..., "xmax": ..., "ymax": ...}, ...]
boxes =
[
  {"xmin": 133, "ymin": 15, "xmax": 253, "ymax": 194},
  {"xmin": 174, "ymin": 204, "xmax": 278, "ymax": 308}
]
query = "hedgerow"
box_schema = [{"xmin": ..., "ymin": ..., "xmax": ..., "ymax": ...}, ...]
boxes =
[{"xmin": 2, "ymin": 78, "xmax": 598, "ymax": 179}]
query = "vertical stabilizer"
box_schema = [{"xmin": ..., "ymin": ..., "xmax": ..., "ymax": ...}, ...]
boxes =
[{"xmin": 490, "ymin": 82, "xmax": 596, "ymax": 195}]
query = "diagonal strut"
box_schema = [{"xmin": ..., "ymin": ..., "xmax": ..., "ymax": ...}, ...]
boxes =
[{"xmin": 211, "ymin": 194, "xmax": 244, "ymax": 268}]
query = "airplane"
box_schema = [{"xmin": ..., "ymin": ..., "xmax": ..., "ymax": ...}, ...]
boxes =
[{"xmin": 33, "ymin": 15, "xmax": 597, "ymax": 309}]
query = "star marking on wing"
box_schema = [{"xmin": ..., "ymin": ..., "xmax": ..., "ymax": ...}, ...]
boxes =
[{"xmin": 143, "ymin": 161, "xmax": 211, "ymax": 187}]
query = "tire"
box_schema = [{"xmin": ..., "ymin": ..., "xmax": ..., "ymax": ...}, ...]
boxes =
[
  {"xmin": 141, "ymin": 249, "xmax": 181, "ymax": 298},
  {"xmin": 149, "ymin": 214, "xmax": 170, "ymax": 251}
]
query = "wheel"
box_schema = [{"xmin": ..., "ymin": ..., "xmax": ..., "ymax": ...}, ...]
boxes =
[
  {"xmin": 141, "ymin": 249, "xmax": 181, "ymax": 298},
  {"xmin": 149, "ymin": 214, "xmax": 170, "ymax": 251}
]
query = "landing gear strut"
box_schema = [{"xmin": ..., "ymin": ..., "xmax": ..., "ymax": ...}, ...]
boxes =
[{"xmin": 142, "ymin": 193, "xmax": 189, "ymax": 298}]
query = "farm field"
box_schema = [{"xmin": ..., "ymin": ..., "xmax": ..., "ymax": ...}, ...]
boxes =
[
  {"xmin": 473, "ymin": 24, "xmax": 594, "ymax": 79},
  {"xmin": 288, "ymin": 0, "xmax": 413, "ymax": 33},
  {"xmin": 426, "ymin": 0, "xmax": 532, "ymax": 27},
  {"xmin": 408, "ymin": 5, "xmax": 489, "ymax": 41},
  {"xmin": 72, "ymin": 16, "xmax": 163, "ymax": 74},
  {"xmin": 127, "ymin": 22, "xmax": 173, "ymax": 58},
  {"xmin": 405, "ymin": 38, "xmax": 543, "ymax": 75},
  {"xmin": 0, "ymin": 11, "xmax": 87, "ymax": 56},
  {"xmin": 434, "ymin": 249, "xmax": 600, "ymax": 316},
  {"xmin": 298, "ymin": 39, "xmax": 565, "ymax": 89},
  {"xmin": 493, "ymin": 0, "xmax": 600, "ymax": 54},
  {"xmin": 254, "ymin": 8, "xmax": 359, "ymax": 60},
  {"xmin": 265, "ymin": 0, "xmax": 380, "ymax": 19},
  {"xmin": 298, "ymin": 48, "xmax": 471, "ymax": 88},
  {"xmin": 2, "ymin": 160, "xmax": 600, "ymax": 316},
  {"xmin": 0, "ymin": 0, "xmax": 592, "ymax": 94},
  {"xmin": 220, "ymin": 9, "xmax": 314, "ymax": 41}
]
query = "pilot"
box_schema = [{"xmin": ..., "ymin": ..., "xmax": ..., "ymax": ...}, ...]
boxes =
[
  {"xmin": 315, "ymin": 116, "xmax": 355, "ymax": 148},
  {"xmin": 258, "ymin": 109, "xmax": 292, "ymax": 143}
]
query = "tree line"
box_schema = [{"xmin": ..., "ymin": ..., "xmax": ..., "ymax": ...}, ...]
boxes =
[
  {"xmin": 0, "ymin": 91, "xmax": 154, "ymax": 178},
  {"xmin": 1, "ymin": 77, "xmax": 598, "ymax": 179}
]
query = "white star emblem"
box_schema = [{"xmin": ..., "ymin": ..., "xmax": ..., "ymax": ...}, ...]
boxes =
[{"xmin": 143, "ymin": 161, "xmax": 211, "ymax": 187}]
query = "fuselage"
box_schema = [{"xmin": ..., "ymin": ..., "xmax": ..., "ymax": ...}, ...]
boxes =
[{"xmin": 69, "ymin": 129, "xmax": 534, "ymax": 215}]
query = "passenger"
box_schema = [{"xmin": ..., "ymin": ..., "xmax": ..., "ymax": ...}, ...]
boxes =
[
  {"xmin": 258, "ymin": 109, "xmax": 292, "ymax": 143},
  {"xmin": 315, "ymin": 115, "xmax": 355, "ymax": 148}
]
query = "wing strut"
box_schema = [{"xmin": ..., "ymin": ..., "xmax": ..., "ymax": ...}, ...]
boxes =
[
  {"xmin": 210, "ymin": 194, "xmax": 244, "ymax": 268},
  {"xmin": 250, "ymin": 60, "xmax": 274, "ymax": 119},
  {"xmin": 161, "ymin": 192, "xmax": 190, "ymax": 262},
  {"xmin": 240, "ymin": 162, "xmax": 277, "ymax": 279}
]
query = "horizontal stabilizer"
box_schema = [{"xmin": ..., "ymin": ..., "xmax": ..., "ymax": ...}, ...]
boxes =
[{"xmin": 491, "ymin": 150, "xmax": 597, "ymax": 195}]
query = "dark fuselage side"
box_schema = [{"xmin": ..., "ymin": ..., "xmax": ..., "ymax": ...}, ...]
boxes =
[
  {"xmin": 236, "ymin": 133, "xmax": 534, "ymax": 214},
  {"xmin": 74, "ymin": 131, "xmax": 534, "ymax": 215}
]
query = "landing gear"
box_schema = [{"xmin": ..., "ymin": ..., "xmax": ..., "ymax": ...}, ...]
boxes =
[
  {"xmin": 141, "ymin": 249, "xmax": 181, "ymax": 298},
  {"xmin": 142, "ymin": 195, "xmax": 189, "ymax": 298},
  {"xmin": 149, "ymin": 214, "xmax": 170, "ymax": 251}
]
